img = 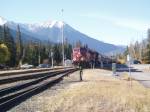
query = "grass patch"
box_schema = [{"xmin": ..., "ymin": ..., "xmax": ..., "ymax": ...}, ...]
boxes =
[
  {"xmin": 43, "ymin": 69, "xmax": 150, "ymax": 112},
  {"xmin": 120, "ymin": 72, "xmax": 131, "ymax": 81}
]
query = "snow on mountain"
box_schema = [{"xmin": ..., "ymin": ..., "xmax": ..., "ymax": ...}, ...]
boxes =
[
  {"xmin": 0, "ymin": 17, "xmax": 125, "ymax": 54},
  {"xmin": 38, "ymin": 20, "xmax": 64, "ymax": 28},
  {"xmin": 0, "ymin": 16, "xmax": 7, "ymax": 25}
]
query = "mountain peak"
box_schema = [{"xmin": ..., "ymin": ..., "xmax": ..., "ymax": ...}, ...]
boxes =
[{"xmin": 0, "ymin": 16, "xmax": 7, "ymax": 25}]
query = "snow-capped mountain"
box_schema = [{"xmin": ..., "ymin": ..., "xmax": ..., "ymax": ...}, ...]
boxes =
[
  {"xmin": 0, "ymin": 16, "xmax": 7, "ymax": 25},
  {"xmin": 0, "ymin": 17, "xmax": 125, "ymax": 54}
]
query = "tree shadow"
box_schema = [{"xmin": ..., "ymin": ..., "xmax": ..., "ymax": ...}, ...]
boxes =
[
  {"xmin": 97, "ymin": 64, "xmax": 143, "ymax": 72},
  {"xmin": 116, "ymin": 64, "xmax": 143, "ymax": 72}
]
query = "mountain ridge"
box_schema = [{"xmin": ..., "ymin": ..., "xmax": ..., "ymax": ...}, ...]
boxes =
[{"xmin": 0, "ymin": 17, "xmax": 125, "ymax": 54}]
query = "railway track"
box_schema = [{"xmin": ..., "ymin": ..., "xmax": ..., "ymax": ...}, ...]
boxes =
[
  {"xmin": 0, "ymin": 68, "xmax": 77, "ymax": 111},
  {"xmin": 0, "ymin": 67, "xmax": 71, "ymax": 77},
  {"xmin": 0, "ymin": 67, "xmax": 72, "ymax": 85}
]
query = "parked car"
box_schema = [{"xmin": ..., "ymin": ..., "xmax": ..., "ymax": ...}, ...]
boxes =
[
  {"xmin": 133, "ymin": 60, "xmax": 141, "ymax": 64},
  {"xmin": 0, "ymin": 64, "xmax": 5, "ymax": 69},
  {"xmin": 65, "ymin": 59, "xmax": 72, "ymax": 67},
  {"xmin": 0, "ymin": 64, "xmax": 8, "ymax": 69},
  {"xmin": 20, "ymin": 64, "xmax": 33, "ymax": 69},
  {"xmin": 38, "ymin": 64, "xmax": 49, "ymax": 68}
]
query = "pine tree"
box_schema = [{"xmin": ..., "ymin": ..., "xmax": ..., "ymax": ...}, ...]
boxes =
[
  {"xmin": 140, "ymin": 39, "xmax": 146, "ymax": 63},
  {"xmin": 144, "ymin": 42, "xmax": 150, "ymax": 63},
  {"xmin": 134, "ymin": 41, "xmax": 140, "ymax": 60},
  {"xmin": 22, "ymin": 42, "xmax": 32, "ymax": 64},
  {"xmin": 64, "ymin": 43, "xmax": 72, "ymax": 60},
  {"xmin": 0, "ymin": 25, "xmax": 4, "ymax": 44},
  {"xmin": 143, "ymin": 29, "xmax": 150, "ymax": 63},
  {"xmin": 75, "ymin": 40, "xmax": 82, "ymax": 48},
  {"xmin": 53, "ymin": 44, "xmax": 62, "ymax": 65},
  {"xmin": 16, "ymin": 25, "xmax": 23, "ymax": 67},
  {"xmin": 4, "ymin": 25, "xmax": 16, "ymax": 67},
  {"xmin": 123, "ymin": 46, "xmax": 129, "ymax": 61},
  {"xmin": 42, "ymin": 46, "xmax": 49, "ymax": 63}
]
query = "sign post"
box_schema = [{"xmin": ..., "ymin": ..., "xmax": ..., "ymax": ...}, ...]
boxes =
[
  {"xmin": 127, "ymin": 54, "xmax": 132, "ymax": 87},
  {"xmin": 112, "ymin": 63, "xmax": 116, "ymax": 76}
]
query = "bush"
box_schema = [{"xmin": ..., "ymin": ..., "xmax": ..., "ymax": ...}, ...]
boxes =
[{"xmin": 0, "ymin": 44, "xmax": 10, "ymax": 63}]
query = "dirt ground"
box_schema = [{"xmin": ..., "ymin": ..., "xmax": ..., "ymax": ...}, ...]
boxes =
[{"xmin": 10, "ymin": 69, "xmax": 150, "ymax": 112}]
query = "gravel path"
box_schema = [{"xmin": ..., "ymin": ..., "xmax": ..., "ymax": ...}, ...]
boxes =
[
  {"xmin": 9, "ymin": 70, "xmax": 82, "ymax": 112},
  {"xmin": 117, "ymin": 64, "xmax": 150, "ymax": 88},
  {"xmin": 131, "ymin": 72, "xmax": 150, "ymax": 88}
]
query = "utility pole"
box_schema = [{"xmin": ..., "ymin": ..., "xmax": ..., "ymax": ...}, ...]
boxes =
[
  {"xmin": 61, "ymin": 9, "xmax": 65, "ymax": 66},
  {"xmin": 38, "ymin": 41, "xmax": 41, "ymax": 65}
]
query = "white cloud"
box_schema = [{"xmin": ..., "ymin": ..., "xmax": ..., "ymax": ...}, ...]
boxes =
[
  {"xmin": 114, "ymin": 18, "xmax": 149, "ymax": 31},
  {"xmin": 81, "ymin": 13, "xmax": 150, "ymax": 31}
]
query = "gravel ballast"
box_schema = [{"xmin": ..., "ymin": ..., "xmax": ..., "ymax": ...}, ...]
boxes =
[{"xmin": 9, "ymin": 70, "xmax": 81, "ymax": 112}]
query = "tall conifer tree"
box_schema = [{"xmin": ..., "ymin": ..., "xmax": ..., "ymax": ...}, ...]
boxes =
[
  {"xmin": 4, "ymin": 25, "xmax": 16, "ymax": 66},
  {"xmin": 142, "ymin": 29, "xmax": 150, "ymax": 63},
  {"xmin": 0, "ymin": 26, "xmax": 4, "ymax": 44},
  {"xmin": 16, "ymin": 25, "xmax": 23, "ymax": 66}
]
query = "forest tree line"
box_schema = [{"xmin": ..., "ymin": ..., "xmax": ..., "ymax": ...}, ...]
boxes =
[
  {"xmin": 0, "ymin": 24, "xmax": 72, "ymax": 68},
  {"xmin": 119, "ymin": 29, "xmax": 150, "ymax": 64}
]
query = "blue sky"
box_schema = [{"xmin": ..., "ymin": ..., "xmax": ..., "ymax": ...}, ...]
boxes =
[{"xmin": 0, "ymin": 0, "xmax": 150, "ymax": 45}]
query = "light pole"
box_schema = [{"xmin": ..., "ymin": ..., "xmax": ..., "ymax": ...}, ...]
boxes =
[
  {"xmin": 61, "ymin": 9, "xmax": 65, "ymax": 66},
  {"xmin": 51, "ymin": 51, "xmax": 54, "ymax": 68}
]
